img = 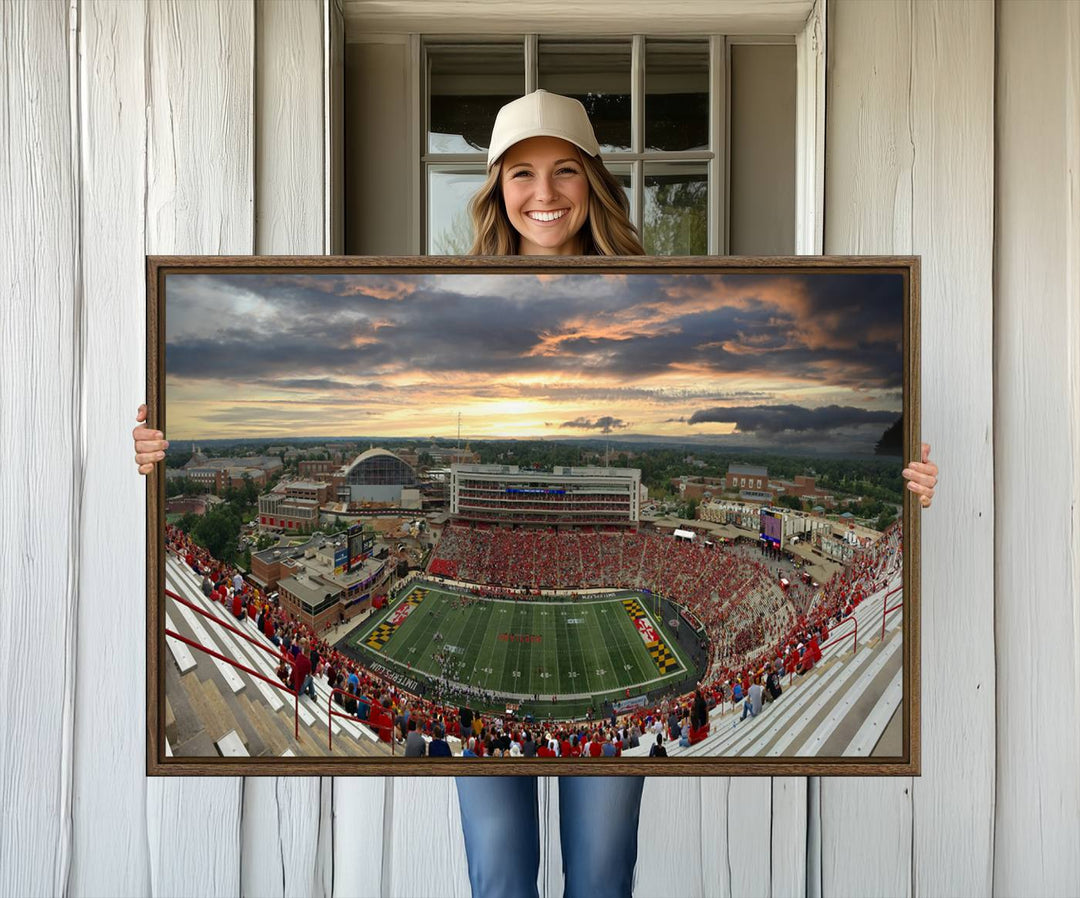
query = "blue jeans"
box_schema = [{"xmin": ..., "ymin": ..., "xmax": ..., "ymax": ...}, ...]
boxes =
[{"xmin": 455, "ymin": 776, "xmax": 645, "ymax": 898}]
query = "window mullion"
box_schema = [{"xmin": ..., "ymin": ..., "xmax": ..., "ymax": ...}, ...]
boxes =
[
  {"xmin": 709, "ymin": 34, "xmax": 726, "ymax": 256},
  {"xmin": 722, "ymin": 37, "xmax": 732, "ymax": 255},
  {"xmin": 525, "ymin": 34, "xmax": 537, "ymax": 93},
  {"xmin": 418, "ymin": 38, "xmax": 429, "ymax": 254},
  {"xmin": 631, "ymin": 34, "xmax": 645, "ymax": 235}
]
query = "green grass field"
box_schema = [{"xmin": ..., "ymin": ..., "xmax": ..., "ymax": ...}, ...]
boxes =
[{"xmin": 346, "ymin": 582, "xmax": 692, "ymax": 711}]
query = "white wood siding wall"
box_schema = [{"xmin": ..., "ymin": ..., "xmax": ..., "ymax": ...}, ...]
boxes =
[
  {"xmin": 1, "ymin": 1, "xmax": 1076, "ymax": 896},
  {"xmin": 823, "ymin": 2, "xmax": 1000, "ymax": 894},
  {"xmin": 994, "ymin": 1, "xmax": 1080, "ymax": 894}
]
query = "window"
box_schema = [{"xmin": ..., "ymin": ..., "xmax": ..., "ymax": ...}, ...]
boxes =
[
  {"xmin": 422, "ymin": 36, "xmax": 794, "ymax": 256},
  {"xmin": 343, "ymin": 31, "xmax": 804, "ymax": 255}
]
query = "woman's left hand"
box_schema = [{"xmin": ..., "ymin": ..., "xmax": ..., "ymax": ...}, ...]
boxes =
[{"xmin": 902, "ymin": 442, "xmax": 938, "ymax": 508}]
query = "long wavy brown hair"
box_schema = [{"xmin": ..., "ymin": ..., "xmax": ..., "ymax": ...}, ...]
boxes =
[{"xmin": 468, "ymin": 150, "xmax": 645, "ymax": 256}]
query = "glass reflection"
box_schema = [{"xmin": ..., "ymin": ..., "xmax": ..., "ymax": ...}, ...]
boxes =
[
  {"xmin": 645, "ymin": 41, "xmax": 709, "ymax": 152},
  {"xmin": 643, "ymin": 163, "xmax": 708, "ymax": 255},
  {"xmin": 428, "ymin": 44, "xmax": 525, "ymax": 154},
  {"xmin": 428, "ymin": 167, "xmax": 487, "ymax": 254},
  {"xmin": 538, "ymin": 40, "xmax": 632, "ymax": 153}
]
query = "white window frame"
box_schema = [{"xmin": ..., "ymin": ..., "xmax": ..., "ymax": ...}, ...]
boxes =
[
  {"xmin": 395, "ymin": 1, "xmax": 825, "ymax": 256},
  {"xmin": 421, "ymin": 34, "xmax": 730, "ymax": 255}
]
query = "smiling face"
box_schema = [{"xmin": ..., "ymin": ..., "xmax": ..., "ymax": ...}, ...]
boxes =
[{"xmin": 499, "ymin": 136, "xmax": 591, "ymax": 255}]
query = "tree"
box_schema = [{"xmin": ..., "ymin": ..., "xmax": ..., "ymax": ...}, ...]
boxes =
[
  {"xmin": 165, "ymin": 449, "xmax": 193, "ymax": 469},
  {"xmin": 193, "ymin": 506, "xmax": 242, "ymax": 562},
  {"xmin": 875, "ymin": 509, "xmax": 897, "ymax": 532},
  {"xmin": 642, "ymin": 178, "xmax": 708, "ymax": 255},
  {"xmin": 777, "ymin": 494, "xmax": 802, "ymax": 511},
  {"xmin": 241, "ymin": 474, "xmax": 258, "ymax": 507},
  {"xmin": 433, "ymin": 209, "xmax": 475, "ymax": 256},
  {"xmin": 175, "ymin": 512, "xmax": 200, "ymax": 535},
  {"xmin": 875, "ymin": 417, "xmax": 903, "ymax": 457}
]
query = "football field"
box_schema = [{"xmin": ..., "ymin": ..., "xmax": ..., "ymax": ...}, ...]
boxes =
[{"xmin": 346, "ymin": 582, "xmax": 691, "ymax": 703}]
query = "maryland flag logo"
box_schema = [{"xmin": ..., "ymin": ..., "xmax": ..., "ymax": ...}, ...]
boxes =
[
  {"xmin": 622, "ymin": 598, "xmax": 678, "ymax": 674},
  {"xmin": 366, "ymin": 588, "xmax": 428, "ymax": 650}
]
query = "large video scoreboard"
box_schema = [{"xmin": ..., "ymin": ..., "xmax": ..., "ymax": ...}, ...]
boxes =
[
  {"xmin": 760, "ymin": 508, "xmax": 783, "ymax": 547},
  {"xmin": 347, "ymin": 524, "xmax": 376, "ymax": 570}
]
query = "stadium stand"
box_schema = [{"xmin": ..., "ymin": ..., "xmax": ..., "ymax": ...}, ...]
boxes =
[{"xmin": 162, "ymin": 518, "xmax": 903, "ymax": 758}]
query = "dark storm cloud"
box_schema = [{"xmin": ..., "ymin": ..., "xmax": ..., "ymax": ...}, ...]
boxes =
[
  {"xmin": 165, "ymin": 270, "xmax": 904, "ymax": 390},
  {"xmin": 515, "ymin": 385, "xmax": 772, "ymax": 405},
  {"xmin": 559, "ymin": 416, "xmax": 630, "ymax": 433},
  {"xmin": 547, "ymin": 299, "xmax": 901, "ymax": 388},
  {"xmin": 687, "ymin": 404, "xmax": 901, "ymax": 434},
  {"xmin": 167, "ymin": 273, "xmax": 601, "ymax": 381}
]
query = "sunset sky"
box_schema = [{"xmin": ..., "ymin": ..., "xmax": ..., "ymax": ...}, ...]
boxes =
[{"xmin": 165, "ymin": 270, "xmax": 905, "ymax": 455}]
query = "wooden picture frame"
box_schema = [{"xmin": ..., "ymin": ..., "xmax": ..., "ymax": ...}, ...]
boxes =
[{"xmin": 147, "ymin": 255, "xmax": 920, "ymax": 776}]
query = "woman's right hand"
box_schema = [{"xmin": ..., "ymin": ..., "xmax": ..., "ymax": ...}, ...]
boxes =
[{"xmin": 133, "ymin": 403, "xmax": 169, "ymax": 474}]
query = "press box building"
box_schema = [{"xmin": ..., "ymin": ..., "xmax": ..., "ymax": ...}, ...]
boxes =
[{"xmin": 449, "ymin": 464, "xmax": 641, "ymax": 528}]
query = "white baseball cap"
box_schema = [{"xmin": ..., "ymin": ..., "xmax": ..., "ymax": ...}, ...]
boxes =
[{"xmin": 486, "ymin": 90, "xmax": 601, "ymax": 169}]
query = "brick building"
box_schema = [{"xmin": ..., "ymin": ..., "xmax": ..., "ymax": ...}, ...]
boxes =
[
  {"xmin": 725, "ymin": 463, "xmax": 769, "ymax": 491},
  {"xmin": 250, "ymin": 532, "xmax": 392, "ymax": 629},
  {"xmin": 257, "ymin": 481, "xmax": 333, "ymax": 532},
  {"xmin": 299, "ymin": 459, "xmax": 340, "ymax": 479}
]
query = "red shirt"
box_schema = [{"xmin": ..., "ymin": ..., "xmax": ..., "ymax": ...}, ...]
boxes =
[
  {"xmin": 232, "ymin": 594, "xmax": 243, "ymax": 617},
  {"xmin": 290, "ymin": 652, "xmax": 311, "ymax": 691}
]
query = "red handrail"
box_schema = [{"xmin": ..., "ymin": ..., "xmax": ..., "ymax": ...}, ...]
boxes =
[
  {"xmin": 166, "ymin": 588, "xmax": 284, "ymax": 664},
  {"xmin": 164, "ymin": 586, "xmax": 309, "ymax": 740},
  {"xmin": 880, "ymin": 584, "xmax": 904, "ymax": 641},
  {"xmin": 784, "ymin": 617, "xmax": 857, "ymax": 686},
  {"xmin": 326, "ymin": 688, "xmax": 391, "ymax": 752},
  {"xmin": 820, "ymin": 615, "xmax": 858, "ymax": 657},
  {"xmin": 164, "ymin": 627, "xmax": 301, "ymax": 740}
]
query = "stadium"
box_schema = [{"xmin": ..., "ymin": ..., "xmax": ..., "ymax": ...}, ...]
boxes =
[{"xmin": 161, "ymin": 460, "xmax": 906, "ymax": 760}]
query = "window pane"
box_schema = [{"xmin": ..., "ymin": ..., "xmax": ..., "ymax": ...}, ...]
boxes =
[
  {"xmin": 538, "ymin": 40, "xmax": 632, "ymax": 153},
  {"xmin": 645, "ymin": 40, "xmax": 709, "ymax": 152},
  {"xmin": 428, "ymin": 167, "xmax": 487, "ymax": 254},
  {"xmin": 428, "ymin": 44, "xmax": 524, "ymax": 154},
  {"xmin": 643, "ymin": 163, "xmax": 707, "ymax": 255}
]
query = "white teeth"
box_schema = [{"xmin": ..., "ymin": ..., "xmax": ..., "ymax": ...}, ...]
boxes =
[{"xmin": 527, "ymin": 209, "xmax": 567, "ymax": 222}]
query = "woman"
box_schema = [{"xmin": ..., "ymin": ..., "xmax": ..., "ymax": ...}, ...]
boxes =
[{"xmin": 132, "ymin": 90, "xmax": 939, "ymax": 898}]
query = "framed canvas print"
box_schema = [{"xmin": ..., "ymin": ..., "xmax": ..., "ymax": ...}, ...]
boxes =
[{"xmin": 146, "ymin": 256, "xmax": 920, "ymax": 776}]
